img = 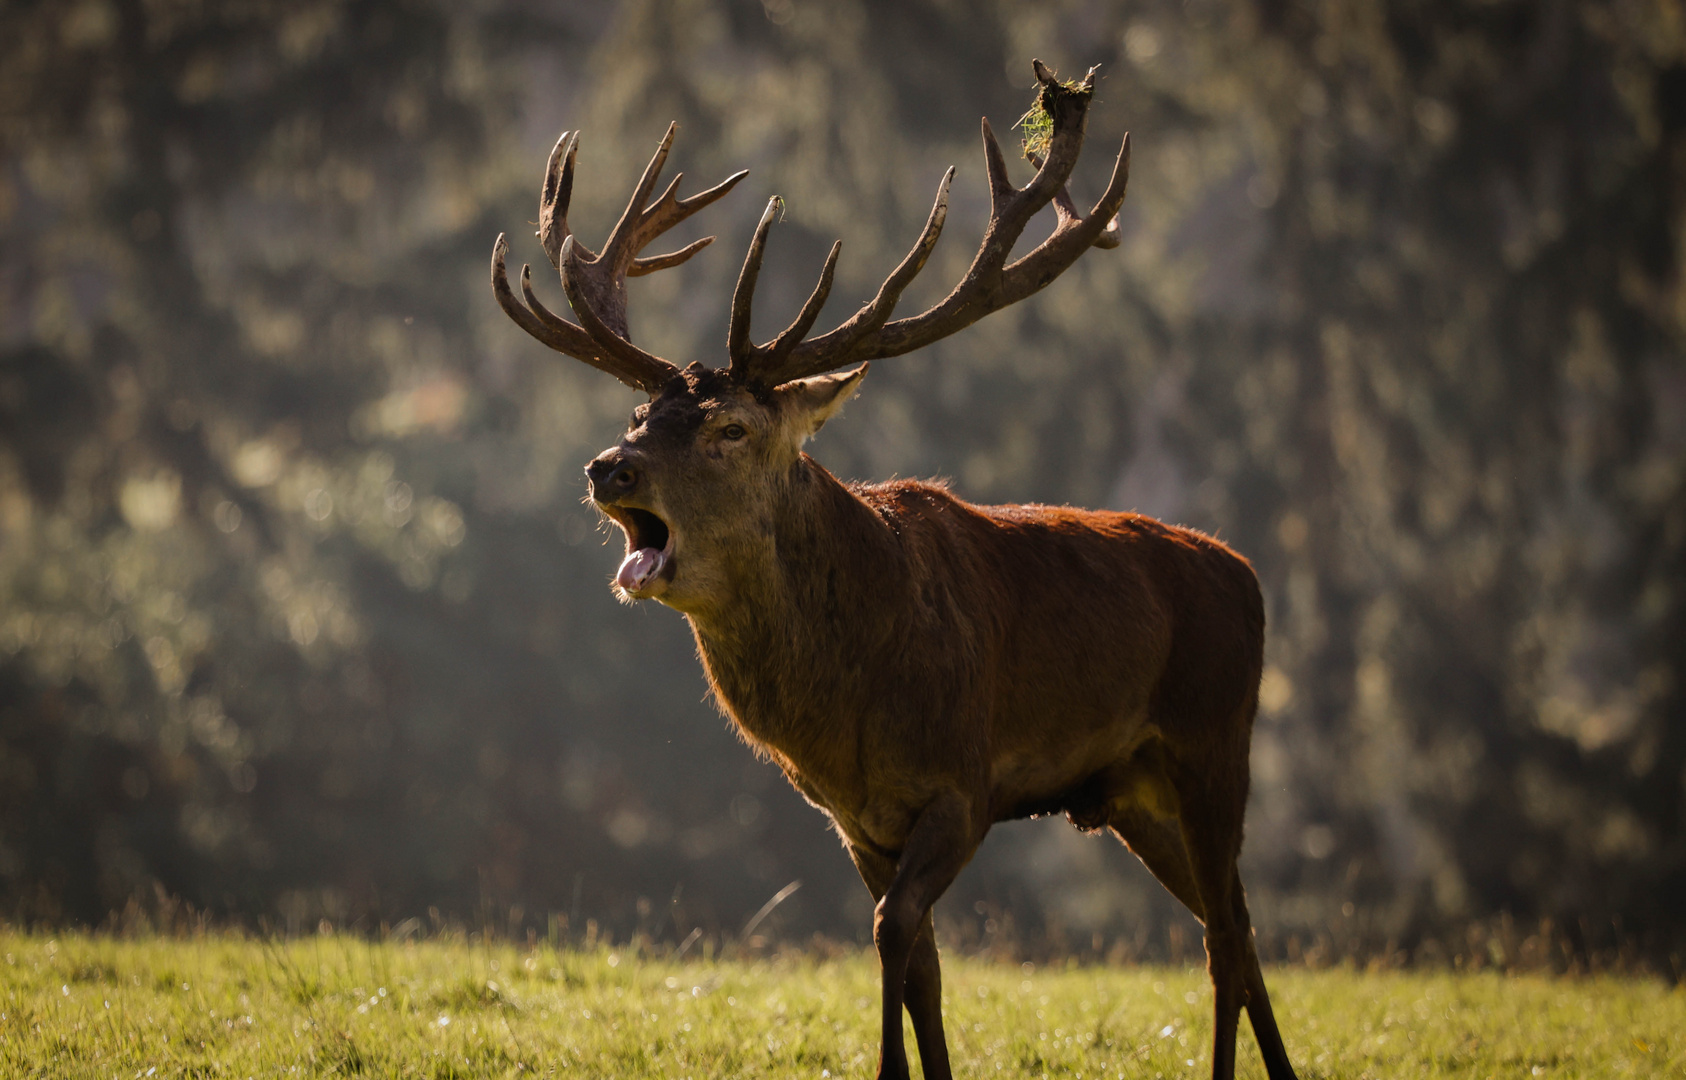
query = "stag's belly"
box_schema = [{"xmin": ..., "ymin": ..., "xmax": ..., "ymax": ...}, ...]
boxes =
[
  {"xmin": 987, "ymin": 706, "xmax": 1165, "ymax": 823},
  {"xmin": 981, "ymin": 557, "xmax": 1176, "ymax": 824}
]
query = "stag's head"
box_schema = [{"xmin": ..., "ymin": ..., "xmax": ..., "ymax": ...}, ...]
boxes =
[{"xmin": 491, "ymin": 61, "xmax": 1129, "ymax": 614}]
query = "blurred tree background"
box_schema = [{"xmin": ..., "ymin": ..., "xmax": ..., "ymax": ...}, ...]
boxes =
[{"xmin": 1, "ymin": 0, "xmax": 1681, "ymax": 965}]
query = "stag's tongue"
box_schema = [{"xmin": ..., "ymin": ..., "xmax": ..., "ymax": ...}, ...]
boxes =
[{"xmin": 616, "ymin": 546, "xmax": 666, "ymax": 592}]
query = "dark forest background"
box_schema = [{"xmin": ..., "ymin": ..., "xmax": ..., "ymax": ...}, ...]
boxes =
[{"xmin": 2, "ymin": 0, "xmax": 1682, "ymax": 966}]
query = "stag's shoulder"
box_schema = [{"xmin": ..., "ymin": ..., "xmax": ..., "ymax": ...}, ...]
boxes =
[
  {"xmin": 842, "ymin": 477, "xmax": 1014, "ymax": 562},
  {"xmin": 844, "ymin": 476, "xmax": 968, "ymax": 528}
]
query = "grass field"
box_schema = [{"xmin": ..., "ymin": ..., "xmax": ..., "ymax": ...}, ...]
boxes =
[{"xmin": 1, "ymin": 931, "xmax": 1680, "ymax": 1078}]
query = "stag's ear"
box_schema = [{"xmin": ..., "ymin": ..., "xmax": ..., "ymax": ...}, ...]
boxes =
[{"xmin": 777, "ymin": 363, "xmax": 868, "ymax": 439}]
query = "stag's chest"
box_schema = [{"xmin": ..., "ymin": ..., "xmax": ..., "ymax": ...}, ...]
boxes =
[
  {"xmin": 693, "ymin": 625, "xmax": 891, "ymax": 817},
  {"xmin": 751, "ymin": 733, "xmax": 926, "ymax": 858},
  {"xmin": 715, "ymin": 672, "xmax": 864, "ymax": 802},
  {"xmin": 707, "ymin": 654, "xmax": 971, "ymax": 858}
]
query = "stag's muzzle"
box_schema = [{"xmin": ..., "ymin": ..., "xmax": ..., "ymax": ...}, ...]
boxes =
[
  {"xmin": 585, "ymin": 451, "xmax": 673, "ymax": 595},
  {"xmin": 585, "ymin": 451, "xmax": 640, "ymax": 504}
]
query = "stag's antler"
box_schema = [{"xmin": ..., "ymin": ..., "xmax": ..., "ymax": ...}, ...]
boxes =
[
  {"xmin": 728, "ymin": 60, "xmax": 1129, "ymax": 387},
  {"xmin": 491, "ymin": 124, "xmax": 747, "ymax": 393},
  {"xmin": 493, "ymin": 62, "xmax": 1126, "ymax": 394}
]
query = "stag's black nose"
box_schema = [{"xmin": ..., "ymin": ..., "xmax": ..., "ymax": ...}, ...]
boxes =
[{"xmin": 585, "ymin": 453, "xmax": 640, "ymax": 503}]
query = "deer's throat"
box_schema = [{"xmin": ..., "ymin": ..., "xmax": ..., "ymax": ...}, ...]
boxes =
[{"xmin": 691, "ymin": 468, "xmax": 896, "ymax": 661}]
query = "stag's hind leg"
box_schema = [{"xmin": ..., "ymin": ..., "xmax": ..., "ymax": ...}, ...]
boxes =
[
  {"xmin": 1179, "ymin": 800, "xmax": 1249, "ymax": 1080},
  {"xmin": 1179, "ymin": 761, "xmax": 1302, "ymax": 1080},
  {"xmin": 1228, "ymin": 867, "xmax": 1298, "ymax": 1080},
  {"xmin": 1108, "ymin": 804, "xmax": 1238, "ymax": 1078},
  {"xmin": 1108, "ymin": 757, "xmax": 1298, "ymax": 1080},
  {"xmin": 1109, "ymin": 804, "xmax": 1204, "ymax": 917}
]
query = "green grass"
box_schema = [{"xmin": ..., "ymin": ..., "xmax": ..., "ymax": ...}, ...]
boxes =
[{"xmin": 1, "ymin": 931, "xmax": 1679, "ymax": 1078}]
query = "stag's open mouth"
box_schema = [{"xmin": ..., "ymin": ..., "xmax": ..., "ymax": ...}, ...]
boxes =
[{"xmin": 607, "ymin": 506, "xmax": 675, "ymax": 595}]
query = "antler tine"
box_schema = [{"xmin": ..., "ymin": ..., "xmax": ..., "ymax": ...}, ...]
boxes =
[
  {"xmin": 628, "ymin": 168, "xmax": 750, "ymax": 274},
  {"xmin": 761, "ymin": 240, "xmax": 841, "ymax": 367},
  {"xmin": 582, "ymin": 125, "xmax": 746, "ymax": 270},
  {"xmin": 647, "ymin": 165, "xmax": 752, "ymax": 230},
  {"xmin": 1028, "ymin": 149, "xmax": 1123, "ymax": 249},
  {"xmin": 981, "ymin": 115, "xmax": 1016, "ymax": 204},
  {"xmin": 758, "ymin": 168, "xmax": 951, "ymax": 383},
  {"xmin": 597, "ymin": 123, "xmax": 680, "ymax": 272},
  {"xmin": 753, "ymin": 59, "xmax": 1127, "ymax": 384},
  {"xmin": 824, "ymin": 166, "xmax": 953, "ymax": 336},
  {"xmin": 999, "ymin": 132, "xmax": 1130, "ymax": 302},
  {"xmin": 493, "ymin": 235, "xmax": 582, "ymax": 351},
  {"xmin": 724, "ymin": 197, "xmax": 843, "ymax": 382},
  {"xmin": 539, "ymin": 131, "xmax": 587, "ymax": 270},
  {"xmin": 629, "ymin": 235, "xmax": 717, "ymax": 276},
  {"xmin": 672, "ymin": 167, "xmax": 751, "ymax": 216},
  {"xmin": 727, "ymin": 198, "xmax": 781, "ymax": 368},
  {"xmin": 519, "ymin": 263, "xmax": 591, "ymax": 344}
]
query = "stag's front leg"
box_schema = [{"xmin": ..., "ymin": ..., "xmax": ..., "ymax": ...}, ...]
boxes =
[{"xmin": 870, "ymin": 791, "xmax": 977, "ymax": 1080}]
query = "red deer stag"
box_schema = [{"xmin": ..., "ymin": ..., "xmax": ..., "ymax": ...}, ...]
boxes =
[{"xmin": 491, "ymin": 61, "xmax": 1298, "ymax": 1080}]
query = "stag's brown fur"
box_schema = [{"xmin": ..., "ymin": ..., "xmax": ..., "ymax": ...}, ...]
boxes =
[
  {"xmin": 494, "ymin": 60, "xmax": 1298, "ymax": 1080},
  {"xmin": 696, "ymin": 462, "xmax": 1265, "ymax": 859},
  {"xmin": 579, "ymin": 366, "xmax": 1296, "ymax": 1080}
]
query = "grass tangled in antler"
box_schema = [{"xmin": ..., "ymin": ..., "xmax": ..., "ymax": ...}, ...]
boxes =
[{"xmin": 1015, "ymin": 74, "xmax": 1091, "ymax": 160}]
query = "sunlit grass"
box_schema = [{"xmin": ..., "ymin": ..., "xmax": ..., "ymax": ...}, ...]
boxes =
[{"xmin": 0, "ymin": 930, "xmax": 1679, "ymax": 1077}]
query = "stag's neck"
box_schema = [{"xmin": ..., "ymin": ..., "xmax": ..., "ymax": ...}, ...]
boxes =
[{"xmin": 686, "ymin": 455, "xmax": 907, "ymax": 754}]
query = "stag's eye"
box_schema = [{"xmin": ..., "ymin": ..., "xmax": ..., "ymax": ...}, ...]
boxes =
[{"xmin": 721, "ymin": 423, "xmax": 747, "ymax": 441}]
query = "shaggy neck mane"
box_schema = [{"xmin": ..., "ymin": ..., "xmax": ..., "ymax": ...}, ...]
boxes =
[{"xmin": 687, "ymin": 454, "xmax": 910, "ymax": 750}]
